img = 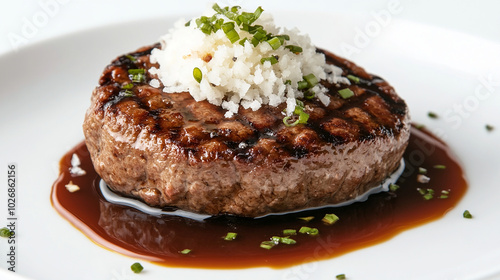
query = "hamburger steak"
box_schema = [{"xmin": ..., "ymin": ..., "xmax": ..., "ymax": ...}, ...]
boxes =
[{"xmin": 83, "ymin": 44, "xmax": 410, "ymax": 217}]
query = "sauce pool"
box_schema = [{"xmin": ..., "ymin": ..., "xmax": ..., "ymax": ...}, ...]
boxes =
[{"xmin": 51, "ymin": 127, "xmax": 467, "ymax": 268}]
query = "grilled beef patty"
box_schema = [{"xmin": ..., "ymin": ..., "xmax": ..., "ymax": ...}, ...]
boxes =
[{"xmin": 83, "ymin": 44, "xmax": 410, "ymax": 217}]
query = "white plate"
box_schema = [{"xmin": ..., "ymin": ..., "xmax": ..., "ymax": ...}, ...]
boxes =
[{"xmin": 1, "ymin": 8, "xmax": 500, "ymax": 280}]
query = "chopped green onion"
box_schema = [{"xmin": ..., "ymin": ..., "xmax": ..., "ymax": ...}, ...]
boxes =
[
  {"xmin": 267, "ymin": 37, "xmax": 282, "ymax": 50},
  {"xmin": 299, "ymin": 226, "xmax": 319, "ymax": 236},
  {"xmin": 418, "ymin": 167, "xmax": 427, "ymax": 174},
  {"xmin": 441, "ymin": 190, "xmax": 450, "ymax": 195},
  {"xmin": 283, "ymin": 116, "xmax": 300, "ymax": 127},
  {"xmin": 179, "ymin": 249, "xmax": 192, "ymax": 254},
  {"xmin": 260, "ymin": 240, "xmax": 276, "ymax": 250},
  {"xmin": 185, "ymin": 20, "xmax": 191, "ymax": 27},
  {"xmin": 125, "ymin": 54, "xmax": 137, "ymax": 62},
  {"xmin": 221, "ymin": 22, "xmax": 240, "ymax": 43},
  {"xmin": 121, "ymin": 90, "xmax": 134, "ymax": 97},
  {"xmin": 428, "ymin": 112, "xmax": 439, "ymax": 119},
  {"xmin": 298, "ymin": 216, "xmax": 315, "ymax": 222},
  {"xmin": 0, "ymin": 227, "xmax": 13, "ymax": 238},
  {"xmin": 338, "ymin": 88, "xmax": 354, "ymax": 99},
  {"xmin": 322, "ymin": 214, "xmax": 339, "ymax": 225},
  {"xmin": 298, "ymin": 111, "xmax": 309, "ymax": 124},
  {"xmin": 285, "ymin": 45, "xmax": 303, "ymax": 53},
  {"xmin": 303, "ymin": 74, "xmax": 318, "ymax": 88},
  {"xmin": 130, "ymin": 262, "xmax": 143, "ymax": 274},
  {"xmin": 193, "ymin": 67, "xmax": 203, "ymax": 83},
  {"xmin": 122, "ymin": 83, "xmax": 134, "ymax": 89},
  {"xmin": 423, "ymin": 193, "xmax": 433, "ymax": 200},
  {"xmin": 433, "ymin": 165, "xmax": 446, "ymax": 170},
  {"xmin": 486, "ymin": 124, "xmax": 495, "ymax": 132},
  {"xmin": 283, "ymin": 229, "xmax": 297, "ymax": 236},
  {"xmin": 224, "ymin": 232, "xmax": 238, "ymax": 241},
  {"xmin": 270, "ymin": 236, "xmax": 296, "ymax": 245},
  {"xmin": 463, "ymin": 210, "xmax": 472, "ymax": 219},
  {"xmin": 439, "ymin": 195, "xmax": 449, "ymax": 199},
  {"xmin": 297, "ymin": 80, "xmax": 309, "ymax": 90},
  {"xmin": 260, "ymin": 56, "xmax": 279, "ymax": 65},
  {"xmin": 336, "ymin": 274, "xmax": 346, "ymax": 280},
  {"xmin": 128, "ymin": 69, "xmax": 146, "ymax": 83},
  {"xmin": 347, "ymin": 74, "xmax": 360, "ymax": 84},
  {"xmin": 389, "ymin": 183, "xmax": 400, "ymax": 192},
  {"xmin": 280, "ymin": 236, "xmax": 297, "ymax": 245}
]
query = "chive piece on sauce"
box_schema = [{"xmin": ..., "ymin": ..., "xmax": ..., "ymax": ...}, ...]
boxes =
[
  {"xmin": 179, "ymin": 249, "xmax": 192, "ymax": 254},
  {"xmin": 433, "ymin": 165, "xmax": 446, "ymax": 170},
  {"xmin": 298, "ymin": 216, "xmax": 314, "ymax": 222},
  {"xmin": 486, "ymin": 124, "xmax": 494, "ymax": 132},
  {"xmin": 130, "ymin": 262, "xmax": 143, "ymax": 274},
  {"xmin": 322, "ymin": 214, "xmax": 340, "ymax": 225},
  {"xmin": 336, "ymin": 274, "xmax": 347, "ymax": 280},
  {"xmin": 260, "ymin": 241, "xmax": 276, "ymax": 250},
  {"xmin": 283, "ymin": 229, "xmax": 297, "ymax": 236},
  {"xmin": 338, "ymin": 88, "xmax": 354, "ymax": 99},
  {"xmin": 389, "ymin": 183, "xmax": 400, "ymax": 192},
  {"xmin": 463, "ymin": 210, "xmax": 473, "ymax": 219},
  {"xmin": 224, "ymin": 232, "xmax": 238, "ymax": 241},
  {"xmin": 299, "ymin": 226, "xmax": 319, "ymax": 236}
]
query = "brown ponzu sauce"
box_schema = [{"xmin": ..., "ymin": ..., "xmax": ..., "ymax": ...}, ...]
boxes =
[{"xmin": 51, "ymin": 127, "xmax": 466, "ymax": 268}]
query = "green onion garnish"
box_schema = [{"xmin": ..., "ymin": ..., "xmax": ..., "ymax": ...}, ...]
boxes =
[
  {"xmin": 322, "ymin": 214, "xmax": 339, "ymax": 225},
  {"xmin": 433, "ymin": 165, "xmax": 446, "ymax": 170},
  {"xmin": 130, "ymin": 262, "xmax": 143, "ymax": 274},
  {"xmin": 303, "ymin": 73, "xmax": 319, "ymax": 88},
  {"xmin": 221, "ymin": 22, "xmax": 240, "ymax": 43},
  {"xmin": 0, "ymin": 227, "xmax": 13, "ymax": 238},
  {"xmin": 336, "ymin": 274, "xmax": 346, "ymax": 280},
  {"xmin": 260, "ymin": 241, "xmax": 276, "ymax": 250},
  {"xmin": 260, "ymin": 56, "xmax": 279, "ymax": 65},
  {"xmin": 285, "ymin": 45, "xmax": 303, "ymax": 53},
  {"xmin": 298, "ymin": 216, "xmax": 314, "ymax": 222},
  {"xmin": 125, "ymin": 54, "xmax": 137, "ymax": 62},
  {"xmin": 418, "ymin": 167, "xmax": 427, "ymax": 174},
  {"xmin": 267, "ymin": 37, "xmax": 282, "ymax": 50},
  {"xmin": 283, "ymin": 229, "xmax": 297, "ymax": 236},
  {"xmin": 428, "ymin": 112, "xmax": 439, "ymax": 119},
  {"xmin": 224, "ymin": 232, "xmax": 238, "ymax": 241},
  {"xmin": 347, "ymin": 74, "xmax": 360, "ymax": 84},
  {"xmin": 338, "ymin": 88, "xmax": 354, "ymax": 99},
  {"xmin": 299, "ymin": 226, "xmax": 319, "ymax": 236},
  {"xmin": 122, "ymin": 83, "xmax": 134, "ymax": 89},
  {"xmin": 423, "ymin": 193, "xmax": 433, "ymax": 200},
  {"xmin": 179, "ymin": 249, "xmax": 192, "ymax": 254},
  {"xmin": 463, "ymin": 210, "xmax": 472, "ymax": 219},
  {"xmin": 283, "ymin": 116, "xmax": 300, "ymax": 127},
  {"xmin": 193, "ymin": 67, "xmax": 203, "ymax": 83},
  {"xmin": 280, "ymin": 236, "xmax": 297, "ymax": 245},
  {"xmin": 439, "ymin": 195, "xmax": 449, "ymax": 199},
  {"xmin": 128, "ymin": 69, "xmax": 146, "ymax": 83},
  {"xmin": 389, "ymin": 183, "xmax": 400, "ymax": 192},
  {"xmin": 271, "ymin": 236, "xmax": 296, "ymax": 245},
  {"xmin": 486, "ymin": 124, "xmax": 494, "ymax": 132}
]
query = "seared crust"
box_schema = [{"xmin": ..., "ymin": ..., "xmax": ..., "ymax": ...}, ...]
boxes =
[{"xmin": 83, "ymin": 44, "xmax": 410, "ymax": 217}]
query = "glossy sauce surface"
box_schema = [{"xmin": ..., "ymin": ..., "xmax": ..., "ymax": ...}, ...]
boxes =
[{"xmin": 51, "ymin": 127, "xmax": 467, "ymax": 268}]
